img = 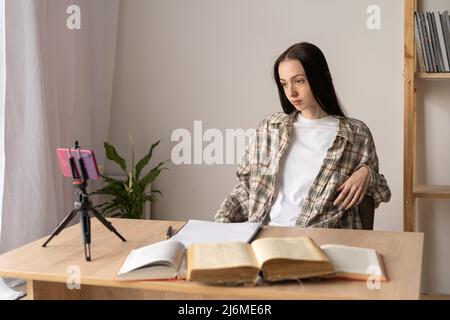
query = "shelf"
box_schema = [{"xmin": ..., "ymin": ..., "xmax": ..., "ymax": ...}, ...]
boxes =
[
  {"xmin": 413, "ymin": 185, "xmax": 450, "ymax": 199},
  {"xmin": 415, "ymin": 72, "xmax": 450, "ymax": 79}
]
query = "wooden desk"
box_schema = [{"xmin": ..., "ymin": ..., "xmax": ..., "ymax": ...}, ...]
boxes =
[{"xmin": 0, "ymin": 219, "xmax": 423, "ymax": 300}]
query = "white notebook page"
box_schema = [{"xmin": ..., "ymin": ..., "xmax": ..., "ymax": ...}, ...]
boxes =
[{"xmin": 169, "ymin": 220, "xmax": 262, "ymax": 247}]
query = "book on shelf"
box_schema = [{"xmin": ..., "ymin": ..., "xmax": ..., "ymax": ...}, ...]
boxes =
[
  {"xmin": 441, "ymin": 11, "xmax": 450, "ymax": 66},
  {"xmin": 415, "ymin": 12, "xmax": 427, "ymax": 72},
  {"xmin": 115, "ymin": 220, "xmax": 262, "ymax": 281},
  {"xmin": 429, "ymin": 12, "xmax": 444, "ymax": 72},
  {"xmin": 420, "ymin": 11, "xmax": 434, "ymax": 72},
  {"xmin": 187, "ymin": 237, "xmax": 388, "ymax": 285},
  {"xmin": 425, "ymin": 11, "xmax": 438, "ymax": 72},
  {"xmin": 434, "ymin": 11, "xmax": 450, "ymax": 72},
  {"xmin": 415, "ymin": 10, "xmax": 450, "ymax": 72}
]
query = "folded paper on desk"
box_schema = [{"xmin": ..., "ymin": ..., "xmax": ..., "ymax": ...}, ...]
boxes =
[
  {"xmin": 116, "ymin": 220, "xmax": 262, "ymax": 281},
  {"xmin": 187, "ymin": 237, "xmax": 388, "ymax": 285}
]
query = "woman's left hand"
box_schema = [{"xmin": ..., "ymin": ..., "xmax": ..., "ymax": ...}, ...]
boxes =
[{"xmin": 333, "ymin": 166, "xmax": 371, "ymax": 211}]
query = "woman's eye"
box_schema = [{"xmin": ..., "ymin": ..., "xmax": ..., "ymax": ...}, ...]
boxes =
[
  {"xmin": 281, "ymin": 83, "xmax": 287, "ymax": 87},
  {"xmin": 296, "ymin": 79, "xmax": 305, "ymax": 84}
]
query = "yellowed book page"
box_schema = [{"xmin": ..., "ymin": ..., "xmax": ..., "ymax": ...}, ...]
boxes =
[
  {"xmin": 320, "ymin": 244, "xmax": 385, "ymax": 278},
  {"xmin": 190, "ymin": 242, "xmax": 258, "ymax": 270},
  {"xmin": 251, "ymin": 237, "xmax": 329, "ymax": 267}
]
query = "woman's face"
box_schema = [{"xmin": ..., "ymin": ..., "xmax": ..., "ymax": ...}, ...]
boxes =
[{"xmin": 278, "ymin": 59, "xmax": 320, "ymax": 115}]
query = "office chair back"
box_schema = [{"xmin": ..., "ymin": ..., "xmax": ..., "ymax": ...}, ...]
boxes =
[{"xmin": 358, "ymin": 195, "xmax": 375, "ymax": 230}]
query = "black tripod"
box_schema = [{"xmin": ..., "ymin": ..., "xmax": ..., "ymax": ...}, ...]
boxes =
[{"xmin": 42, "ymin": 143, "xmax": 126, "ymax": 261}]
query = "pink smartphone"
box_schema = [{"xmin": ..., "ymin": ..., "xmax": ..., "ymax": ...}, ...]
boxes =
[{"xmin": 57, "ymin": 148, "xmax": 100, "ymax": 180}]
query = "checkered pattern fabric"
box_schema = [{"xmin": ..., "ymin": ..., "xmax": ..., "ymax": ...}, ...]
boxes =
[{"xmin": 214, "ymin": 111, "xmax": 391, "ymax": 229}]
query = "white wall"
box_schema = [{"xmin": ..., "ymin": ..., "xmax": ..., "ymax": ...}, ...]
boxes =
[{"xmin": 108, "ymin": 0, "xmax": 449, "ymax": 294}]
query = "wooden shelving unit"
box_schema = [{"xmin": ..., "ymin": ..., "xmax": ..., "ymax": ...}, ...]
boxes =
[
  {"xmin": 413, "ymin": 185, "xmax": 450, "ymax": 199},
  {"xmin": 404, "ymin": 0, "xmax": 450, "ymax": 232},
  {"xmin": 416, "ymin": 72, "xmax": 450, "ymax": 79}
]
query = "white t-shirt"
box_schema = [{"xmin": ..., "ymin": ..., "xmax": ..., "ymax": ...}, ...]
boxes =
[{"xmin": 268, "ymin": 113, "xmax": 339, "ymax": 226}]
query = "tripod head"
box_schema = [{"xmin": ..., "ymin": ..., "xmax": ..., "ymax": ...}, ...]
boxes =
[{"xmin": 64, "ymin": 141, "xmax": 94, "ymax": 210}]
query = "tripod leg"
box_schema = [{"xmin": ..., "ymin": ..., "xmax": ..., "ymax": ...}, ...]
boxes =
[
  {"xmin": 91, "ymin": 208, "xmax": 127, "ymax": 242},
  {"xmin": 42, "ymin": 209, "xmax": 79, "ymax": 247},
  {"xmin": 80, "ymin": 211, "xmax": 91, "ymax": 261}
]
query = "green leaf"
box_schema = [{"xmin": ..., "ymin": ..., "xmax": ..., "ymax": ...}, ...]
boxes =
[
  {"xmin": 92, "ymin": 184, "xmax": 119, "ymax": 196},
  {"xmin": 100, "ymin": 174, "xmax": 125, "ymax": 184},
  {"xmin": 102, "ymin": 207, "xmax": 118, "ymax": 216},
  {"xmin": 133, "ymin": 180, "xmax": 143, "ymax": 196},
  {"xmin": 98, "ymin": 204, "xmax": 117, "ymax": 215},
  {"xmin": 109, "ymin": 212, "xmax": 123, "ymax": 218},
  {"xmin": 104, "ymin": 142, "xmax": 127, "ymax": 174},
  {"xmin": 135, "ymin": 140, "xmax": 161, "ymax": 180},
  {"xmin": 93, "ymin": 202, "xmax": 110, "ymax": 209},
  {"xmin": 139, "ymin": 161, "xmax": 167, "ymax": 190}
]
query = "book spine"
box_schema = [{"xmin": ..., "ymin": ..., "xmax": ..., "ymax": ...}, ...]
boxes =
[
  {"xmin": 435, "ymin": 11, "xmax": 450, "ymax": 72},
  {"xmin": 425, "ymin": 12, "xmax": 438, "ymax": 72},
  {"xmin": 430, "ymin": 12, "xmax": 444, "ymax": 72},
  {"xmin": 420, "ymin": 12, "xmax": 433, "ymax": 72},
  {"xmin": 425, "ymin": 12, "xmax": 439, "ymax": 72},
  {"xmin": 447, "ymin": 13, "xmax": 450, "ymax": 56},
  {"xmin": 414, "ymin": 12, "xmax": 426, "ymax": 72},
  {"xmin": 442, "ymin": 11, "xmax": 450, "ymax": 69}
]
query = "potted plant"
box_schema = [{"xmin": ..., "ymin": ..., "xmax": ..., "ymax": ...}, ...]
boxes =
[{"xmin": 93, "ymin": 139, "xmax": 167, "ymax": 219}]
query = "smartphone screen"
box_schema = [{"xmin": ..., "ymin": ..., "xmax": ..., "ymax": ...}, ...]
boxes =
[
  {"xmin": 57, "ymin": 148, "xmax": 100, "ymax": 180},
  {"xmin": 79, "ymin": 150, "xmax": 100, "ymax": 180}
]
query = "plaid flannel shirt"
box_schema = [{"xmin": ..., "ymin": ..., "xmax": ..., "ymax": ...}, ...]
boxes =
[{"xmin": 214, "ymin": 111, "xmax": 391, "ymax": 229}]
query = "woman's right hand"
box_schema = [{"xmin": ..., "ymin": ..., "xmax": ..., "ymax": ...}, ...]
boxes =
[{"xmin": 333, "ymin": 166, "xmax": 371, "ymax": 211}]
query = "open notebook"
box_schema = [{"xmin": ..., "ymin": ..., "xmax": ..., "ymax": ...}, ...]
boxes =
[{"xmin": 116, "ymin": 220, "xmax": 262, "ymax": 281}]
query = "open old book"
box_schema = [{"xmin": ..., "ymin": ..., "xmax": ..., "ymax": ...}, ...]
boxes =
[
  {"xmin": 187, "ymin": 237, "xmax": 388, "ymax": 284},
  {"xmin": 115, "ymin": 220, "xmax": 262, "ymax": 281}
]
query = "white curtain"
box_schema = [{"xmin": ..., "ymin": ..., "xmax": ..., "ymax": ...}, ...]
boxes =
[
  {"xmin": 0, "ymin": 0, "xmax": 120, "ymax": 297},
  {"xmin": 0, "ymin": 0, "xmax": 5, "ymax": 240}
]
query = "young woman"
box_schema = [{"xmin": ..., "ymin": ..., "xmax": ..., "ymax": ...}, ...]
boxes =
[{"xmin": 214, "ymin": 42, "xmax": 391, "ymax": 229}]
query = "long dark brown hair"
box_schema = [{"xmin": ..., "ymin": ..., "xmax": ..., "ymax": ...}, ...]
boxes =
[{"xmin": 273, "ymin": 42, "xmax": 346, "ymax": 117}]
